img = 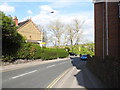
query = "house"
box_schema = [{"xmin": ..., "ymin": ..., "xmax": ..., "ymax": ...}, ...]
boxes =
[
  {"xmin": 94, "ymin": 0, "xmax": 120, "ymax": 58},
  {"xmin": 13, "ymin": 16, "xmax": 43, "ymax": 47}
]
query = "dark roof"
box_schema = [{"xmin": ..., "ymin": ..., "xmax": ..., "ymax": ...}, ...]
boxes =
[{"xmin": 18, "ymin": 19, "xmax": 30, "ymax": 27}]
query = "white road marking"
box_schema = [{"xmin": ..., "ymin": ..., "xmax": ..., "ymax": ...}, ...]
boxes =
[
  {"xmin": 60, "ymin": 62, "xmax": 67, "ymax": 64},
  {"xmin": 46, "ymin": 65, "xmax": 56, "ymax": 68},
  {"xmin": 11, "ymin": 70, "xmax": 37, "ymax": 79}
]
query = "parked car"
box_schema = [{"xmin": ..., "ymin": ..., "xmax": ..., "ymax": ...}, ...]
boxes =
[
  {"xmin": 69, "ymin": 52, "xmax": 77, "ymax": 56},
  {"xmin": 80, "ymin": 55, "xmax": 87, "ymax": 60}
]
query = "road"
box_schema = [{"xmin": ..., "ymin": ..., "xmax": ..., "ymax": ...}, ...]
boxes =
[
  {"xmin": 2, "ymin": 57, "xmax": 104, "ymax": 89},
  {"xmin": 2, "ymin": 58, "xmax": 73, "ymax": 88}
]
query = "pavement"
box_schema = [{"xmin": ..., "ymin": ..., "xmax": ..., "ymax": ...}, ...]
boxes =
[
  {"xmin": 53, "ymin": 57, "xmax": 105, "ymax": 89},
  {"xmin": 1, "ymin": 56, "xmax": 105, "ymax": 89}
]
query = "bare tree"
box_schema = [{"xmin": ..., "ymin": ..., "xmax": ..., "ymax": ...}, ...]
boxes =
[
  {"xmin": 38, "ymin": 25, "xmax": 50, "ymax": 46},
  {"xmin": 66, "ymin": 24, "xmax": 74, "ymax": 46},
  {"xmin": 73, "ymin": 18, "xmax": 84, "ymax": 45},
  {"xmin": 48, "ymin": 20, "xmax": 64, "ymax": 47},
  {"xmin": 66, "ymin": 18, "xmax": 84, "ymax": 46}
]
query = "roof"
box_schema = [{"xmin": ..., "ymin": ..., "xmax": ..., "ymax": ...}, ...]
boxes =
[
  {"xmin": 17, "ymin": 19, "xmax": 41, "ymax": 32},
  {"xmin": 18, "ymin": 19, "xmax": 30, "ymax": 27}
]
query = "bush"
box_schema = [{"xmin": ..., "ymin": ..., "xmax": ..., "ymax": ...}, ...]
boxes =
[
  {"xmin": 1, "ymin": 11, "xmax": 25, "ymax": 61},
  {"xmin": 40, "ymin": 48, "xmax": 68, "ymax": 60},
  {"xmin": 2, "ymin": 38, "xmax": 69, "ymax": 61},
  {"xmin": 32, "ymin": 44, "xmax": 42, "ymax": 59},
  {"xmin": 41, "ymin": 48, "xmax": 57, "ymax": 60},
  {"xmin": 4, "ymin": 43, "xmax": 69, "ymax": 61},
  {"xmin": 57, "ymin": 48, "xmax": 69, "ymax": 58},
  {"xmin": 16, "ymin": 42, "xmax": 35, "ymax": 59}
]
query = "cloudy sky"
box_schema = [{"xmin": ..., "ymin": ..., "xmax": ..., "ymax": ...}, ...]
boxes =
[{"xmin": 0, "ymin": 0, "xmax": 94, "ymax": 43}]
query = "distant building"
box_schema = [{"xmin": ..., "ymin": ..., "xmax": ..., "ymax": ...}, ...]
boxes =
[
  {"xmin": 13, "ymin": 16, "xmax": 43, "ymax": 47},
  {"xmin": 94, "ymin": 1, "xmax": 120, "ymax": 58}
]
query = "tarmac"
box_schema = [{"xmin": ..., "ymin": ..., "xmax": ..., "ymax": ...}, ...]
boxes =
[
  {"xmin": 53, "ymin": 58, "xmax": 105, "ymax": 89},
  {"xmin": 1, "ymin": 57, "xmax": 105, "ymax": 89}
]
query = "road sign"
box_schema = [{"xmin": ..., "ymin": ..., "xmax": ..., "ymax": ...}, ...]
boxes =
[{"xmin": 41, "ymin": 42, "xmax": 46, "ymax": 44}]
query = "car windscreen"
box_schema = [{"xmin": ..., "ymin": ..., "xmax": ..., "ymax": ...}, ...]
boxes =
[{"xmin": 82, "ymin": 55, "xmax": 87, "ymax": 57}]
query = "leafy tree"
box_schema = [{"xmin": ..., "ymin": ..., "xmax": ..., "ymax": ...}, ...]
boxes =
[{"xmin": 0, "ymin": 11, "xmax": 25, "ymax": 60}]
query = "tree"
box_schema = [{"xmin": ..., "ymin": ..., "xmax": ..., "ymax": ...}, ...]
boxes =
[
  {"xmin": 0, "ymin": 11, "xmax": 25, "ymax": 59},
  {"xmin": 73, "ymin": 18, "xmax": 84, "ymax": 45},
  {"xmin": 49, "ymin": 20, "xmax": 64, "ymax": 47},
  {"xmin": 65, "ymin": 18, "xmax": 84, "ymax": 52},
  {"xmin": 66, "ymin": 18, "xmax": 84, "ymax": 46}
]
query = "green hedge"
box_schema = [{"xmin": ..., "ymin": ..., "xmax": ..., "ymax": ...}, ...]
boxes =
[
  {"xmin": 16, "ymin": 42, "xmax": 36, "ymax": 59},
  {"xmin": 3, "ymin": 43, "xmax": 69, "ymax": 61},
  {"xmin": 40, "ymin": 48, "xmax": 68, "ymax": 60}
]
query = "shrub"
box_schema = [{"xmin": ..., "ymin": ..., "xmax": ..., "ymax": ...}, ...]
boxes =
[
  {"xmin": 41, "ymin": 48, "xmax": 57, "ymax": 60},
  {"xmin": 41, "ymin": 49, "xmax": 57, "ymax": 60},
  {"xmin": 57, "ymin": 48, "xmax": 69, "ymax": 58},
  {"xmin": 40, "ymin": 48, "xmax": 68, "ymax": 60},
  {"xmin": 16, "ymin": 42, "xmax": 34, "ymax": 59},
  {"xmin": 1, "ymin": 12, "xmax": 25, "ymax": 61},
  {"xmin": 32, "ymin": 44, "xmax": 42, "ymax": 59},
  {"xmin": 3, "ymin": 41, "xmax": 69, "ymax": 61}
]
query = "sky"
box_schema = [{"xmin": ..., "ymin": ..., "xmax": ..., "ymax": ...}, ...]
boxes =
[{"xmin": 0, "ymin": 0, "xmax": 94, "ymax": 44}]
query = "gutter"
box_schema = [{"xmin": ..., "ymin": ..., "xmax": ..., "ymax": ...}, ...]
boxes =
[{"xmin": 103, "ymin": 3, "xmax": 105, "ymax": 59}]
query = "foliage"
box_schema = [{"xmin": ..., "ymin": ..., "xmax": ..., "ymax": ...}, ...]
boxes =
[
  {"xmin": 57, "ymin": 48, "xmax": 69, "ymax": 58},
  {"xmin": 16, "ymin": 42, "xmax": 35, "ymax": 59},
  {"xmin": 40, "ymin": 48, "xmax": 57, "ymax": 60},
  {"xmin": 1, "ymin": 11, "xmax": 69, "ymax": 61},
  {"xmin": 64, "ymin": 46, "xmax": 70, "ymax": 52},
  {"xmin": 3, "ymin": 42, "xmax": 68, "ymax": 61},
  {"xmin": 49, "ymin": 20, "xmax": 64, "ymax": 46},
  {"xmin": 69, "ymin": 43, "xmax": 94, "ymax": 56},
  {"xmin": 1, "ymin": 11, "xmax": 25, "ymax": 61},
  {"xmin": 40, "ymin": 48, "xmax": 68, "ymax": 60}
]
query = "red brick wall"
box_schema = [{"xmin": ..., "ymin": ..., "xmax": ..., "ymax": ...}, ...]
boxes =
[
  {"xmin": 94, "ymin": 2, "xmax": 120, "ymax": 58},
  {"xmin": 108, "ymin": 2, "xmax": 119, "ymax": 57},
  {"xmin": 119, "ymin": 14, "xmax": 120, "ymax": 57},
  {"xmin": 94, "ymin": 3, "xmax": 105, "ymax": 58}
]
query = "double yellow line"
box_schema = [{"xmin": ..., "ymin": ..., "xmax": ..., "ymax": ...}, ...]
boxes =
[{"xmin": 46, "ymin": 68, "xmax": 71, "ymax": 90}]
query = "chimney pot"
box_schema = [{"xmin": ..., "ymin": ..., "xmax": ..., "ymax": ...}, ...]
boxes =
[{"xmin": 13, "ymin": 16, "xmax": 18, "ymax": 26}]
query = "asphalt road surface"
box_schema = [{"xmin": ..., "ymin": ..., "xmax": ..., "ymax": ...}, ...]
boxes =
[{"xmin": 2, "ymin": 58, "xmax": 73, "ymax": 88}]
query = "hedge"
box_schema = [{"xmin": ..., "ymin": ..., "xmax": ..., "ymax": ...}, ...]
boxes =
[{"xmin": 3, "ymin": 42, "xmax": 69, "ymax": 61}]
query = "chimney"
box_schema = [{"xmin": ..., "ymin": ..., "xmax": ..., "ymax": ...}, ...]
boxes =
[{"xmin": 13, "ymin": 16, "xmax": 18, "ymax": 26}]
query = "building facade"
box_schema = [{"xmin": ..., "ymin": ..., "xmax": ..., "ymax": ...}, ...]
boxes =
[
  {"xmin": 94, "ymin": 1, "xmax": 120, "ymax": 58},
  {"xmin": 13, "ymin": 17, "xmax": 43, "ymax": 46}
]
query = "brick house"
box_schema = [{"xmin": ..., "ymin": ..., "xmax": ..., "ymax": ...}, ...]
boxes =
[
  {"xmin": 94, "ymin": 0, "xmax": 120, "ymax": 58},
  {"xmin": 13, "ymin": 17, "xmax": 43, "ymax": 46}
]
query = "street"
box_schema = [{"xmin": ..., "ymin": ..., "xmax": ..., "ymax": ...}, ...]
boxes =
[
  {"xmin": 2, "ymin": 59, "xmax": 72, "ymax": 88},
  {"xmin": 2, "ymin": 57, "xmax": 104, "ymax": 89}
]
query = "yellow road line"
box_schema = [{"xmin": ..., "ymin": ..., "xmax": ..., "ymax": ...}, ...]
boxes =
[{"xmin": 45, "ymin": 67, "xmax": 71, "ymax": 90}]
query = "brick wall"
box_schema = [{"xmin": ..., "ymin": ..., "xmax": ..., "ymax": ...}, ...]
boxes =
[
  {"xmin": 18, "ymin": 21, "xmax": 42, "ymax": 41},
  {"xmin": 94, "ymin": 2, "xmax": 105, "ymax": 58},
  {"xmin": 94, "ymin": 2, "xmax": 120, "ymax": 58},
  {"xmin": 108, "ymin": 2, "xmax": 119, "ymax": 57}
]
